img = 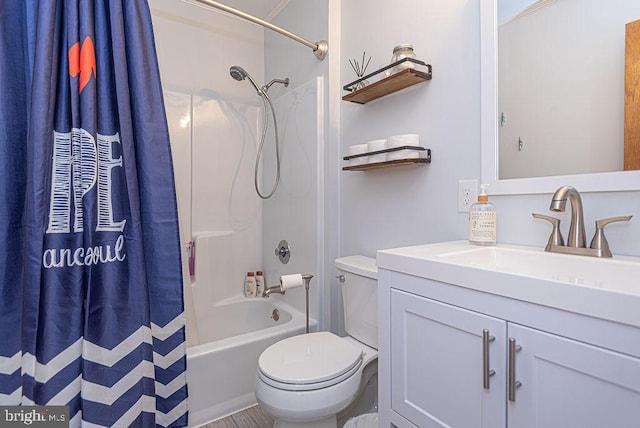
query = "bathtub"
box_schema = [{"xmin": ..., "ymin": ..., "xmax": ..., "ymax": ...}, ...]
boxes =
[{"xmin": 186, "ymin": 298, "xmax": 314, "ymax": 427}]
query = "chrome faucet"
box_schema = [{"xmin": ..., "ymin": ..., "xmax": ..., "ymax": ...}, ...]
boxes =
[
  {"xmin": 549, "ymin": 185, "xmax": 586, "ymax": 248},
  {"xmin": 261, "ymin": 274, "xmax": 314, "ymax": 334},
  {"xmin": 262, "ymin": 284, "xmax": 286, "ymax": 298},
  {"xmin": 533, "ymin": 186, "xmax": 632, "ymax": 257}
]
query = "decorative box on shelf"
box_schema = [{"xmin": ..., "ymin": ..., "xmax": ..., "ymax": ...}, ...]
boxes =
[
  {"xmin": 343, "ymin": 146, "xmax": 431, "ymax": 171},
  {"xmin": 342, "ymin": 58, "xmax": 432, "ymax": 104}
]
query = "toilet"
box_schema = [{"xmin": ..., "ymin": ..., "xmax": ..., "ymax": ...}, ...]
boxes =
[{"xmin": 255, "ymin": 256, "xmax": 378, "ymax": 428}]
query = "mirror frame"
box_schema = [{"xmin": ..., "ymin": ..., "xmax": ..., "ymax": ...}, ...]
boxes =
[{"xmin": 480, "ymin": 0, "xmax": 640, "ymax": 195}]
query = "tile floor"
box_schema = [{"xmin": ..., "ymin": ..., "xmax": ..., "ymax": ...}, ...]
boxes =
[{"xmin": 200, "ymin": 405, "xmax": 274, "ymax": 428}]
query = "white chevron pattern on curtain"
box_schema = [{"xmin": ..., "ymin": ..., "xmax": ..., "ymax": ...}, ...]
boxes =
[{"xmin": 0, "ymin": 314, "xmax": 187, "ymax": 427}]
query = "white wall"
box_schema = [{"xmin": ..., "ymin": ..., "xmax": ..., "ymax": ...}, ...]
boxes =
[
  {"xmin": 340, "ymin": 0, "xmax": 481, "ymax": 256},
  {"xmin": 337, "ymin": 0, "xmax": 481, "ymax": 335},
  {"xmin": 339, "ymin": 0, "xmax": 640, "ymax": 274}
]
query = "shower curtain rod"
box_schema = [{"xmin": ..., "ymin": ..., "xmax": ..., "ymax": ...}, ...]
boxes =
[{"xmin": 192, "ymin": 0, "xmax": 328, "ymax": 60}]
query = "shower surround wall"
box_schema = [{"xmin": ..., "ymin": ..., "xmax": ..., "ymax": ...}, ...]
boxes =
[
  {"xmin": 259, "ymin": 77, "xmax": 324, "ymax": 327},
  {"xmin": 150, "ymin": 0, "xmax": 265, "ymax": 347},
  {"xmin": 150, "ymin": 3, "xmax": 328, "ymax": 423},
  {"xmin": 151, "ymin": 0, "xmax": 330, "ymax": 331},
  {"xmin": 265, "ymin": 0, "xmax": 335, "ymax": 333},
  {"xmin": 164, "ymin": 92, "xmax": 262, "ymax": 309},
  {"xmin": 162, "ymin": 79, "xmax": 323, "ymax": 425}
]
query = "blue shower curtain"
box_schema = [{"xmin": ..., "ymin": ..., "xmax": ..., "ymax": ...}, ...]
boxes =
[{"xmin": 0, "ymin": 1, "xmax": 188, "ymax": 426}]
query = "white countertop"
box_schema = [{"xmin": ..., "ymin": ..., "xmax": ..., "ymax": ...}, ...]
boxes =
[{"xmin": 377, "ymin": 240, "xmax": 640, "ymax": 328}]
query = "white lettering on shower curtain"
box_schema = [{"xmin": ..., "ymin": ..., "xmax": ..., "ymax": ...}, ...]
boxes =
[
  {"xmin": 44, "ymin": 128, "xmax": 127, "ymax": 269},
  {"xmin": 46, "ymin": 128, "xmax": 126, "ymax": 233}
]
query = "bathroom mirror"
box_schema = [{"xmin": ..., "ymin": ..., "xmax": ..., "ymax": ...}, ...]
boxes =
[{"xmin": 480, "ymin": 0, "xmax": 640, "ymax": 195}]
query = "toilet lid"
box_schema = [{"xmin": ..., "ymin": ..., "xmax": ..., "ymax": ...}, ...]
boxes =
[{"xmin": 258, "ymin": 331, "xmax": 363, "ymax": 385}]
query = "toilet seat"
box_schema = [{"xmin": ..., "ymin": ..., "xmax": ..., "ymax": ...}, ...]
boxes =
[
  {"xmin": 258, "ymin": 332, "xmax": 363, "ymax": 392},
  {"xmin": 258, "ymin": 359, "xmax": 362, "ymax": 391}
]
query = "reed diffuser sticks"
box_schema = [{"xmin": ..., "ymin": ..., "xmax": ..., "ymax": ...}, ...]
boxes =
[{"xmin": 349, "ymin": 51, "xmax": 372, "ymax": 79}]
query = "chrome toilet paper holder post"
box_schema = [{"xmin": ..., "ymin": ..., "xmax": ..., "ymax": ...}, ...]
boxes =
[{"xmin": 302, "ymin": 274, "xmax": 313, "ymax": 333}]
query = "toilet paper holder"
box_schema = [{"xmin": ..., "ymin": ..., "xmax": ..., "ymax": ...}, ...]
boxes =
[
  {"xmin": 262, "ymin": 273, "xmax": 314, "ymax": 333},
  {"xmin": 302, "ymin": 274, "xmax": 313, "ymax": 334}
]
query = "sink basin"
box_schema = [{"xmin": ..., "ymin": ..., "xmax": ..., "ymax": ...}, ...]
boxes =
[
  {"xmin": 436, "ymin": 245, "xmax": 640, "ymax": 293},
  {"xmin": 378, "ymin": 241, "xmax": 640, "ymax": 297},
  {"xmin": 377, "ymin": 240, "xmax": 640, "ymax": 328}
]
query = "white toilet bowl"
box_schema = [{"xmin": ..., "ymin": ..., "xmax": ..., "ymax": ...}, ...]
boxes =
[
  {"xmin": 255, "ymin": 332, "xmax": 377, "ymax": 428},
  {"xmin": 255, "ymin": 256, "xmax": 378, "ymax": 428}
]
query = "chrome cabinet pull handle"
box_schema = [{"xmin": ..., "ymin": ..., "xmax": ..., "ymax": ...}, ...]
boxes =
[
  {"xmin": 508, "ymin": 337, "xmax": 523, "ymax": 402},
  {"xmin": 482, "ymin": 329, "xmax": 496, "ymax": 389}
]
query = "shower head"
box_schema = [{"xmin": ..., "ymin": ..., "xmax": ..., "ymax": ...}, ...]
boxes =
[
  {"xmin": 229, "ymin": 65, "xmax": 263, "ymax": 96},
  {"xmin": 263, "ymin": 77, "xmax": 290, "ymax": 92},
  {"xmin": 229, "ymin": 65, "xmax": 247, "ymax": 81}
]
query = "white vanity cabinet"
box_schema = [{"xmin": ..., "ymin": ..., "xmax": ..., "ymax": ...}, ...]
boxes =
[
  {"xmin": 377, "ymin": 242, "xmax": 640, "ymax": 428},
  {"xmin": 390, "ymin": 289, "xmax": 507, "ymax": 428},
  {"xmin": 388, "ymin": 287, "xmax": 640, "ymax": 428},
  {"xmin": 507, "ymin": 323, "xmax": 640, "ymax": 428}
]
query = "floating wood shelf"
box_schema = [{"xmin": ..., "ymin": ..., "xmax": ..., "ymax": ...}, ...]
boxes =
[
  {"xmin": 343, "ymin": 158, "xmax": 430, "ymax": 171},
  {"xmin": 342, "ymin": 147, "xmax": 431, "ymax": 171},
  {"xmin": 342, "ymin": 58, "xmax": 432, "ymax": 104}
]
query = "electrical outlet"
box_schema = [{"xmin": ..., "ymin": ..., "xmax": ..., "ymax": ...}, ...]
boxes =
[{"xmin": 458, "ymin": 179, "xmax": 478, "ymax": 212}]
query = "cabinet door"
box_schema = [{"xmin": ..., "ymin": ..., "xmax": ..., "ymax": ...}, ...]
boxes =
[
  {"xmin": 508, "ymin": 323, "xmax": 640, "ymax": 428},
  {"xmin": 390, "ymin": 289, "xmax": 507, "ymax": 428},
  {"xmin": 390, "ymin": 410, "xmax": 418, "ymax": 428}
]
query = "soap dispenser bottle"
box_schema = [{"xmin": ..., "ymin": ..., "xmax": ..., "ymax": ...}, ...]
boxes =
[{"xmin": 469, "ymin": 184, "xmax": 497, "ymax": 246}]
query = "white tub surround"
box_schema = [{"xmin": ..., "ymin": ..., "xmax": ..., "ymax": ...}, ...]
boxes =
[
  {"xmin": 377, "ymin": 241, "xmax": 640, "ymax": 428},
  {"xmin": 187, "ymin": 299, "xmax": 314, "ymax": 426}
]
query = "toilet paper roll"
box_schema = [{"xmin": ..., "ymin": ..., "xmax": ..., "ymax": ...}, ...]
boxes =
[
  {"xmin": 280, "ymin": 273, "xmax": 304, "ymax": 290},
  {"xmin": 348, "ymin": 143, "xmax": 369, "ymax": 166},
  {"xmin": 387, "ymin": 133, "xmax": 420, "ymax": 148},
  {"xmin": 367, "ymin": 139, "xmax": 388, "ymax": 163},
  {"xmin": 387, "ymin": 133, "xmax": 421, "ymax": 161}
]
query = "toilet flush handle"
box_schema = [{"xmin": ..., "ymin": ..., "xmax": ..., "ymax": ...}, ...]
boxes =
[{"xmin": 336, "ymin": 275, "xmax": 345, "ymax": 283}]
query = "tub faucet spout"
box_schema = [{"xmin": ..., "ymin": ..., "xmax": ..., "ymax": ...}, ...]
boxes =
[
  {"xmin": 550, "ymin": 185, "xmax": 586, "ymax": 248},
  {"xmin": 262, "ymin": 285, "xmax": 285, "ymax": 298}
]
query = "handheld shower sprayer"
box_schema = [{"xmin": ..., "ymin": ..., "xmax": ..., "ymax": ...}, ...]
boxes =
[
  {"xmin": 229, "ymin": 66, "xmax": 289, "ymax": 95},
  {"xmin": 229, "ymin": 65, "xmax": 264, "ymax": 96},
  {"xmin": 228, "ymin": 65, "xmax": 290, "ymax": 199}
]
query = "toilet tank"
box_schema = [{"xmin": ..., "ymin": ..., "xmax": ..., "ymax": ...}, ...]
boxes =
[{"xmin": 335, "ymin": 256, "xmax": 378, "ymax": 349}]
